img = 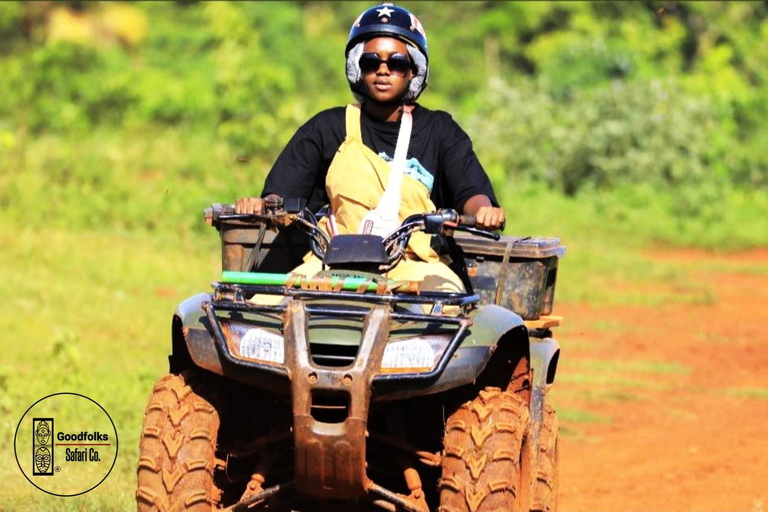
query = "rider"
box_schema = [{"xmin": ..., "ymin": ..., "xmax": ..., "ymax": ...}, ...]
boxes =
[{"xmin": 236, "ymin": 3, "xmax": 505, "ymax": 293}]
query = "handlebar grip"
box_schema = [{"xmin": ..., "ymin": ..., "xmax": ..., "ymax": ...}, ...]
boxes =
[
  {"xmin": 457, "ymin": 215, "xmax": 476, "ymax": 227},
  {"xmin": 457, "ymin": 215, "xmax": 506, "ymax": 231}
]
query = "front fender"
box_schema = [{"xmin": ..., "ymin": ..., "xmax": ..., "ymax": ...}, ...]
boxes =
[
  {"xmin": 171, "ymin": 293, "xmax": 292, "ymax": 393},
  {"xmin": 466, "ymin": 304, "xmax": 526, "ymax": 349},
  {"xmin": 171, "ymin": 292, "xmax": 223, "ymax": 375}
]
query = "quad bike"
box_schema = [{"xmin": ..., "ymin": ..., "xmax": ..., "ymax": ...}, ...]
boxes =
[{"xmin": 137, "ymin": 197, "xmax": 564, "ymax": 512}]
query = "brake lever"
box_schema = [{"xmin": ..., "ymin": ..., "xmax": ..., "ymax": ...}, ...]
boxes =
[
  {"xmin": 217, "ymin": 213, "xmax": 269, "ymax": 221},
  {"xmin": 456, "ymin": 225, "xmax": 501, "ymax": 240}
]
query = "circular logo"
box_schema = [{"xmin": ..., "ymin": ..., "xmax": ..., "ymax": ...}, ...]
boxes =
[{"xmin": 14, "ymin": 393, "xmax": 119, "ymax": 497}]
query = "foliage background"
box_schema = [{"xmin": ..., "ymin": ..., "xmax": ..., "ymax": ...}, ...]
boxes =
[
  {"xmin": 1, "ymin": 2, "xmax": 767, "ymax": 510},
  {"xmin": 1, "ymin": 1, "xmax": 767, "ymax": 244}
]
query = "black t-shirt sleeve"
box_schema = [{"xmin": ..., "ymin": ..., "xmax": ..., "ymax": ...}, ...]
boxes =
[
  {"xmin": 439, "ymin": 115, "xmax": 499, "ymax": 212},
  {"xmin": 261, "ymin": 109, "xmax": 344, "ymax": 212}
]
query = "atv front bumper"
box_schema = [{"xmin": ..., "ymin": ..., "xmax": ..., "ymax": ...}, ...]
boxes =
[
  {"xmin": 174, "ymin": 283, "xmax": 539, "ymax": 504},
  {"xmin": 193, "ymin": 288, "xmax": 475, "ymax": 499}
]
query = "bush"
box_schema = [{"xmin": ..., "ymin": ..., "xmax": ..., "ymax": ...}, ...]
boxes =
[{"xmin": 468, "ymin": 77, "xmax": 737, "ymax": 201}]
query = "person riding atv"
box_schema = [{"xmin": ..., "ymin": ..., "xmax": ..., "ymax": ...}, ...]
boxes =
[
  {"xmin": 136, "ymin": 4, "xmax": 563, "ymax": 512},
  {"xmin": 235, "ymin": 3, "xmax": 504, "ymax": 295}
]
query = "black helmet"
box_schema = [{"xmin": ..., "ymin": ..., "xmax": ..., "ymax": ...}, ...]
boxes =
[
  {"xmin": 346, "ymin": 3, "xmax": 428, "ymax": 59},
  {"xmin": 345, "ymin": 3, "xmax": 429, "ymax": 103}
]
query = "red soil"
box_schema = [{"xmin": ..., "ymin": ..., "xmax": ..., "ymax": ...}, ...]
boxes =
[{"xmin": 556, "ymin": 249, "xmax": 768, "ymax": 512}]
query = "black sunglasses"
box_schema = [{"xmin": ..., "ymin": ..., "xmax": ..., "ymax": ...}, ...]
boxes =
[{"xmin": 359, "ymin": 52, "xmax": 412, "ymax": 77}]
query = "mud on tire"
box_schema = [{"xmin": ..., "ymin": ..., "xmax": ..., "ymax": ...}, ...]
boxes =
[
  {"xmin": 136, "ymin": 372, "xmax": 222, "ymax": 512},
  {"xmin": 439, "ymin": 387, "xmax": 532, "ymax": 512},
  {"xmin": 532, "ymin": 405, "xmax": 559, "ymax": 512}
]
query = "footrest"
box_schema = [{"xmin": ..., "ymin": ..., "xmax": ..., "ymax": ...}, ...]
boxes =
[{"xmin": 524, "ymin": 315, "xmax": 563, "ymax": 330}]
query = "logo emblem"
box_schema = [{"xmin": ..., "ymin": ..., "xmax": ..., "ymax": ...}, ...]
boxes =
[
  {"xmin": 33, "ymin": 419, "xmax": 54, "ymax": 476},
  {"xmin": 34, "ymin": 447, "xmax": 52, "ymax": 474},
  {"xmin": 376, "ymin": 6, "xmax": 395, "ymax": 18},
  {"xmin": 14, "ymin": 393, "xmax": 118, "ymax": 497}
]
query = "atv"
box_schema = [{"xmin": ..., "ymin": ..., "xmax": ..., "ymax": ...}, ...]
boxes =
[{"xmin": 136, "ymin": 197, "xmax": 564, "ymax": 512}]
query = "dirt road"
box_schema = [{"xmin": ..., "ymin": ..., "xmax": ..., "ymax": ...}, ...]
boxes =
[{"xmin": 555, "ymin": 249, "xmax": 768, "ymax": 512}]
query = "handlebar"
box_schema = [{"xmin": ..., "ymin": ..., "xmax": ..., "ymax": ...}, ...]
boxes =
[
  {"xmin": 208, "ymin": 201, "xmax": 501, "ymax": 269},
  {"xmin": 208, "ymin": 200, "xmax": 330, "ymax": 261}
]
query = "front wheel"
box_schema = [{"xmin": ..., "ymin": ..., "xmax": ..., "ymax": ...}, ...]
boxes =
[
  {"xmin": 439, "ymin": 387, "xmax": 532, "ymax": 512},
  {"xmin": 136, "ymin": 372, "xmax": 222, "ymax": 512}
]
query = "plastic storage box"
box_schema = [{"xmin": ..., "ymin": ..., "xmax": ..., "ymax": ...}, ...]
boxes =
[
  {"xmin": 205, "ymin": 204, "xmax": 309, "ymax": 273},
  {"xmin": 453, "ymin": 235, "xmax": 565, "ymax": 320}
]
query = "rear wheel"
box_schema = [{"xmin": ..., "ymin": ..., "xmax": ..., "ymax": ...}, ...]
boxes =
[
  {"xmin": 531, "ymin": 406, "xmax": 559, "ymax": 512},
  {"xmin": 136, "ymin": 372, "xmax": 222, "ymax": 512},
  {"xmin": 439, "ymin": 387, "xmax": 532, "ymax": 512}
]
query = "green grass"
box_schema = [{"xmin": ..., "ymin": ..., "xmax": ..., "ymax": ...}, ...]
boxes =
[
  {"xmin": 670, "ymin": 259, "xmax": 768, "ymax": 277},
  {"xmin": 557, "ymin": 408, "xmax": 612, "ymax": 425},
  {"xmin": 0, "ymin": 126, "xmax": 269, "ymax": 234},
  {"xmin": 556, "ymin": 374, "xmax": 673, "ymax": 389},
  {"xmin": 0, "ymin": 221, "xmax": 220, "ymax": 510},
  {"xmin": 566, "ymin": 360, "xmax": 691, "ymax": 375},
  {"xmin": 589, "ymin": 319, "xmax": 629, "ymax": 332},
  {"xmin": 550, "ymin": 359, "xmax": 689, "ymax": 423},
  {"xmin": 723, "ymin": 387, "xmax": 768, "ymax": 399},
  {"xmin": 574, "ymin": 389, "xmax": 642, "ymax": 403},
  {"xmin": 555, "ymin": 407, "xmax": 613, "ymax": 440},
  {"xmin": 556, "ymin": 359, "xmax": 689, "ymax": 394},
  {"xmin": 550, "ymin": 359, "xmax": 692, "ymax": 438}
]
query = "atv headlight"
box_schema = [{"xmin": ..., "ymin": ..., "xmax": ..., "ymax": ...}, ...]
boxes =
[
  {"xmin": 220, "ymin": 320, "xmax": 284, "ymax": 365},
  {"xmin": 381, "ymin": 334, "xmax": 453, "ymax": 373}
]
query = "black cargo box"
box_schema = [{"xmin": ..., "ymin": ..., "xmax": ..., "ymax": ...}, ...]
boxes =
[{"xmin": 452, "ymin": 235, "xmax": 565, "ymax": 320}]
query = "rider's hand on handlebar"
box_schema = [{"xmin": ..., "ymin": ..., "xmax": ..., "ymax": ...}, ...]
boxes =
[
  {"xmin": 474, "ymin": 206, "xmax": 506, "ymax": 231},
  {"xmin": 235, "ymin": 197, "xmax": 265, "ymax": 215}
]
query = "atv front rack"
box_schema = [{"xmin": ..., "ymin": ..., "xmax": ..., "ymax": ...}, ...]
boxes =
[
  {"xmin": 205, "ymin": 281, "xmax": 477, "ymax": 385},
  {"xmin": 214, "ymin": 280, "xmax": 480, "ymax": 310}
]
